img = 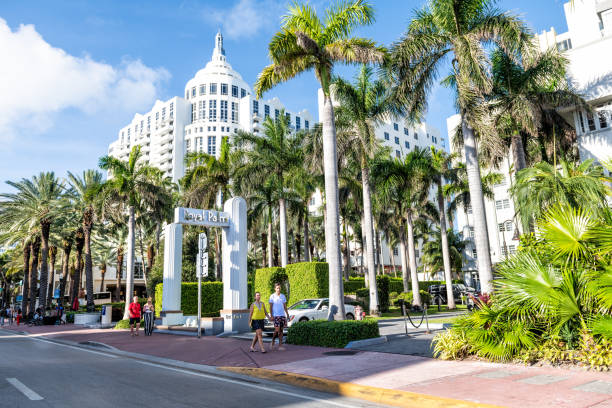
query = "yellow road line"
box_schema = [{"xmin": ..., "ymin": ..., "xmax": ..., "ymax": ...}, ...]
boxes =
[{"xmin": 218, "ymin": 366, "xmax": 504, "ymax": 408}]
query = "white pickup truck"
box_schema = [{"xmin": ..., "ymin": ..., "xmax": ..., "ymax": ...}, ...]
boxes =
[{"xmin": 264, "ymin": 298, "xmax": 356, "ymax": 331}]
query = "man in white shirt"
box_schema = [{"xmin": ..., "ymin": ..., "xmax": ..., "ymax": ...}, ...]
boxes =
[{"xmin": 269, "ymin": 283, "xmax": 289, "ymax": 351}]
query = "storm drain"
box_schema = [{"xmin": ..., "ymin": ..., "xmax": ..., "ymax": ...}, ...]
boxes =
[{"xmin": 322, "ymin": 350, "xmax": 359, "ymax": 356}]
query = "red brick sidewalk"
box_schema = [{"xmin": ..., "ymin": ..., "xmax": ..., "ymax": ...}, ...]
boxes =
[{"xmin": 6, "ymin": 324, "xmax": 612, "ymax": 408}]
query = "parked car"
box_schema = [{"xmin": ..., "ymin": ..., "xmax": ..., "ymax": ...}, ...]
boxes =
[
  {"xmin": 428, "ymin": 284, "xmax": 477, "ymax": 304},
  {"xmin": 263, "ymin": 298, "xmax": 355, "ymax": 331}
]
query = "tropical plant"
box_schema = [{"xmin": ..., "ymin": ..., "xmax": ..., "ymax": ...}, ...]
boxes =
[
  {"xmin": 390, "ymin": 0, "xmax": 531, "ymax": 293},
  {"xmin": 421, "ymin": 229, "xmax": 466, "ymax": 280},
  {"xmin": 255, "ymin": 0, "xmax": 385, "ymax": 319},
  {"xmin": 99, "ymin": 145, "xmax": 165, "ymax": 319}
]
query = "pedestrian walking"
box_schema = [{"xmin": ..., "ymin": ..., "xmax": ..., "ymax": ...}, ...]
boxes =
[
  {"xmin": 269, "ymin": 283, "xmax": 289, "ymax": 351},
  {"xmin": 143, "ymin": 297, "xmax": 154, "ymax": 336},
  {"xmin": 128, "ymin": 296, "xmax": 141, "ymax": 336},
  {"xmin": 0, "ymin": 307, "xmax": 5, "ymax": 326},
  {"xmin": 248, "ymin": 292, "xmax": 270, "ymax": 353},
  {"xmin": 7, "ymin": 307, "xmax": 13, "ymax": 326},
  {"xmin": 16, "ymin": 309, "xmax": 21, "ymax": 326}
]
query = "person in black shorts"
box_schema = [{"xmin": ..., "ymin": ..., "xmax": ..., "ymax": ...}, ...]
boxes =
[
  {"xmin": 269, "ymin": 283, "xmax": 289, "ymax": 351},
  {"xmin": 248, "ymin": 292, "xmax": 270, "ymax": 353}
]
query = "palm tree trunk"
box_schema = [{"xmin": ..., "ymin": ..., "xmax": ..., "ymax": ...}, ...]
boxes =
[
  {"xmin": 438, "ymin": 177, "xmax": 456, "ymax": 309},
  {"xmin": 115, "ymin": 247, "xmax": 124, "ymax": 302},
  {"xmin": 100, "ymin": 265, "xmax": 106, "ymax": 292},
  {"xmin": 72, "ymin": 230, "xmax": 84, "ymax": 308},
  {"xmin": 462, "ymin": 117, "xmax": 494, "ymax": 293},
  {"xmin": 215, "ymin": 230, "xmax": 221, "ymax": 280},
  {"xmin": 303, "ymin": 215, "xmax": 311, "ymax": 262},
  {"xmin": 138, "ymin": 227, "xmax": 149, "ymax": 297},
  {"xmin": 83, "ymin": 208, "xmax": 95, "ymax": 312},
  {"xmin": 406, "ymin": 213, "xmax": 421, "ymax": 307},
  {"xmin": 295, "ymin": 232, "xmax": 302, "ymax": 262},
  {"xmin": 321, "ymin": 94, "xmax": 345, "ymax": 320},
  {"xmin": 58, "ymin": 240, "xmax": 71, "ymax": 306},
  {"xmin": 377, "ymin": 231, "xmax": 384, "ymax": 275},
  {"xmin": 39, "ymin": 222, "xmax": 51, "ymax": 312},
  {"xmin": 21, "ymin": 241, "xmax": 31, "ymax": 316},
  {"xmin": 123, "ymin": 205, "xmax": 136, "ymax": 320},
  {"xmin": 391, "ymin": 249, "xmax": 397, "ymax": 278},
  {"xmin": 361, "ymin": 167, "xmax": 379, "ymax": 314},
  {"xmin": 261, "ymin": 233, "xmax": 267, "ymax": 268},
  {"xmin": 267, "ymin": 220, "xmax": 273, "ymax": 267},
  {"xmin": 29, "ymin": 237, "xmax": 41, "ymax": 318},
  {"xmin": 399, "ymin": 231, "xmax": 409, "ymax": 293},
  {"xmin": 47, "ymin": 246, "xmax": 57, "ymax": 309},
  {"xmin": 342, "ymin": 218, "xmax": 351, "ymax": 281},
  {"xmin": 279, "ymin": 198, "xmax": 288, "ymax": 267},
  {"xmin": 511, "ymin": 132, "xmax": 527, "ymax": 172}
]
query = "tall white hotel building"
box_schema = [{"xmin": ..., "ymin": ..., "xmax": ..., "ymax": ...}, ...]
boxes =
[
  {"xmin": 450, "ymin": 0, "xmax": 612, "ymax": 288},
  {"xmin": 107, "ymin": 32, "xmax": 314, "ymax": 183}
]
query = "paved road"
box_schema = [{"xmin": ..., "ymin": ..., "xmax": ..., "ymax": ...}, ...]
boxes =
[{"xmin": 0, "ymin": 329, "xmax": 385, "ymax": 408}]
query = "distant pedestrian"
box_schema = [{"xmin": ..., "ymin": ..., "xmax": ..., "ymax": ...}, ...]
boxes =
[
  {"xmin": 0, "ymin": 307, "xmax": 5, "ymax": 326},
  {"xmin": 6, "ymin": 307, "xmax": 12, "ymax": 326},
  {"xmin": 143, "ymin": 297, "xmax": 154, "ymax": 336},
  {"xmin": 269, "ymin": 283, "xmax": 289, "ymax": 351},
  {"xmin": 16, "ymin": 309, "xmax": 21, "ymax": 326},
  {"xmin": 248, "ymin": 292, "xmax": 270, "ymax": 353},
  {"xmin": 128, "ymin": 296, "xmax": 141, "ymax": 337}
]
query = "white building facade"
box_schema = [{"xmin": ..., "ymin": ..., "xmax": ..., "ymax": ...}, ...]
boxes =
[{"xmin": 108, "ymin": 32, "xmax": 314, "ymax": 183}]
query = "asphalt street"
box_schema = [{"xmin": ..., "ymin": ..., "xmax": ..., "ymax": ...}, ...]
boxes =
[{"xmin": 0, "ymin": 329, "xmax": 386, "ymax": 408}]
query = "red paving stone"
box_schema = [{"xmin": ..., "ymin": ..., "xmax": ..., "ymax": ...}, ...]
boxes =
[{"xmin": 6, "ymin": 323, "xmax": 612, "ymax": 408}]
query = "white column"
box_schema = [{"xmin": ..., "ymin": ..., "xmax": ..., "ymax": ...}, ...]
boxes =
[
  {"xmin": 162, "ymin": 222, "xmax": 184, "ymax": 325},
  {"xmin": 221, "ymin": 197, "xmax": 249, "ymax": 333}
]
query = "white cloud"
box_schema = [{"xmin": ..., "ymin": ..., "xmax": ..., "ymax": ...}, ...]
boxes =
[
  {"xmin": 204, "ymin": 0, "xmax": 283, "ymax": 39},
  {"xmin": 0, "ymin": 18, "xmax": 170, "ymax": 141}
]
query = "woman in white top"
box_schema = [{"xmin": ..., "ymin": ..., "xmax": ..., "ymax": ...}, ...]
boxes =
[{"xmin": 268, "ymin": 283, "xmax": 289, "ymax": 351}]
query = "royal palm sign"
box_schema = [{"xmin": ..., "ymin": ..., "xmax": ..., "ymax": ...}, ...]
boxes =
[{"xmin": 175, "ymin": 207, "xmax": 230, "ymax": 227}]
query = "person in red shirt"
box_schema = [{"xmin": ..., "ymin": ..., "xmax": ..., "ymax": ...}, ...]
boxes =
[{"xmin": 128, "ymin": 296, "xmax": 141, "ymax": 336}]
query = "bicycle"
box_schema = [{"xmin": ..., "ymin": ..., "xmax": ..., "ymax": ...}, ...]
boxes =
[{"xmin": 26, "ymin": 318, "xmax": 44, "ymax": 327}]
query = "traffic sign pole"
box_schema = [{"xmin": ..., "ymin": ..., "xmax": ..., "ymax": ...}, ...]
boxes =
[{"xmin": 197, "ymin": 233, "xmax": 208, "ymax": 338}]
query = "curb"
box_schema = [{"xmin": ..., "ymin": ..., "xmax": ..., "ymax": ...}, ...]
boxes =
[
  {"xmin": 218, "ymin": 367, "xmax": 503, "ymax": 408},
  {"xmin": 345, "ymin": 336, "xmax": 387, "ymax": 349}
]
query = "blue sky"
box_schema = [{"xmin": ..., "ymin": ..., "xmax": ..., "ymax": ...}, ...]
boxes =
[{"xmin": 0, "ymin": 0, "xmax": 569, "ymax": 190}]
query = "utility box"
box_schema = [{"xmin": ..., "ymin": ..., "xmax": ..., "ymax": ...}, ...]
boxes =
[{"xmin": 101, "ymin": 306, "xmax": 112, "ymax": 325}]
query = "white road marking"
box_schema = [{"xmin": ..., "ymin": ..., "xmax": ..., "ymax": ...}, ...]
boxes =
[
  {"xmin": 0, "ymin": 330, "xmax": 117, "ymax": 358},
  {"xmin": 135, "ymin": 360, "xmax": 361, "ymax": 408},
  {"xmin": 6, "ymin": 378, "xmax": 44, "ymax": 401}
]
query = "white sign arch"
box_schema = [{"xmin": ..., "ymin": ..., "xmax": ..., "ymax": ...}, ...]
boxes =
[{"xmin": 160, "ymin": 197, "xmax": 249, "ymax": 333}]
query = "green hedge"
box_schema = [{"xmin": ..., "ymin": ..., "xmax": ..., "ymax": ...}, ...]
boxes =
[
  {"xmin": 376, "ymin": 275, "xmax": 390, "ymax": 312},
  {"xmin": 287, "ymin": 319, "xmax": 380, "ymax": 348},
  {"xmin": 254, "ymin": 267, "xmax": 289, "ymax": 304},
  {"xmin": 154, "ymin": 282, "xmax": 223, "ymax": 317},
  {"xmin": 344, "ymin": 278, "xmax": 365, "ymax": 294},
  {"xmin": 114, "ymin": 318, "xmax": 143, "ymax": 329},
  {"xmin": 286, "ymin": 262, "xmax": 328, "ymax": 304}
]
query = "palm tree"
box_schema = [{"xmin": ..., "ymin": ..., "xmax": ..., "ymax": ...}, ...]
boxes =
[
  {"xmin": 489, "ymin": 48, "xmax": 587, "ymax": 172},
  {"xmin": 512, "ymin": 158, "xmax": 608, "ymax": 225},
  {"xmin": 332, "ymin": 65, "xmax": 395, "ymax": 314},
  {"xmin": 390, "ymin": 0, "xmax": 530, "ymax": 293},
  {"xmin": 255, "ymin": 0, "xmax": 385, "ymax": 319},
  {"xmin": 99, "ymin": 146, "xmax": 163, "ymax": 319},
  {"xmin": 67, "ymin": 170, "xmax": 104, "ymax": 312},
  {"xmin": 373, "ymin": 148, "xmax": 432, "ymax": 306},
  {"xmin": 0, "ymin": 172, "xmax": 66, "ymax": 312},
  {"xmin": 92, "ymin": 235, "xmax": 116, "ymax": 292},
  {"xmin": 234, "ymin": 112, "xmax": 302, "ymax": 267},
  {"xmin": 422, "ymin": 228, "xmax": 466, "ymax": 280},
  {"xmin": 428, "ymin": 147, "xmax": 458, "ymax": 308}
]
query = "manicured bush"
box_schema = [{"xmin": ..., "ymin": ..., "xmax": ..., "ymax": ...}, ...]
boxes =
[
  {"xmin": 287, "ymin": 319, "xmax": 380, "ymax": 348},
  {"xmin": 376, "ymin": 275, "xmax": 390, "ymax": 312},
  {"xmin": 113, "ymin": 318, "xmax": 143, "ymax": 329},
  {"xmin": 154, "ymin": 282, "xmax": 223, "ymax": 317},
  {"xmin": 286, "ymin": 262, "xmax": 328, "ymax": 303},
  {"xmin": 343, "ymin": 278, "xmax": 365, "ymax": 294},
  {"xmin": 254, "ymin": 267, "xmax": 289, "ymax": 304},
  {"xmin": 394, "ymin": 290, "xmax": 432, "ymax": 306}
]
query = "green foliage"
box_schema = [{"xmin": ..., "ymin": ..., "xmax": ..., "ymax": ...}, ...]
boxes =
[
  {"xmin": 286, "ymin": 262, "xmax": 328, "ymax": 303},
  {"xmin": 254, "ymin": 267, "xmax": 288, "ymax": 304},
  {"xmin": 286, "ymin": 319, "xmax": 380, "ymax": 348},
  {"xmin": 154, "ymin": 282, "xmax": 223, "ymax": 317},
  {"xmin": 376, "ymin": 275, "xmax": 390, "ymax": 312},
  {"xmin": 114, "ymin": 318, "xmax": 142, "ymax": 329},
  {"xmin": 432, "ymin": 328, "xmax": 471, "ymax": 360},
  {"xmin": 392, "ymin": 290, "xmax": 432, "ymax": 306},
  {"xmin": 344, "ymin": 278, "xmax": 365, "ymax": 294}
]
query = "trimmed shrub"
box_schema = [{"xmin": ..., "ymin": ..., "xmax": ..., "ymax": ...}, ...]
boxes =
[
  {"xmin": 395, "ymin": 290, "xmax": 432, "ymax": 306},
  {"xmin": 344, "ymin": 278, "xmax": 365, "ymax": 294},
  {"xmin": 114, "ymin": 318, "xmax": 143, "ymax": 329},
  {"xmin": 286, "ymin": 262, "xmax": 328, "ymax": 303},
  {"xmin": 155, "ymin": 282, "xmax": 223, "ymax": 317},
  {"xmin": 376, "ymin": 275, "xmax": 390, "ymax": 312},
  {"xmin": 287, "ymin": 319, "xmax": 380, "ymax": 348},
  {"xmin": 254, "ymin": 267, "xmax": 289, "ymax": 304}
]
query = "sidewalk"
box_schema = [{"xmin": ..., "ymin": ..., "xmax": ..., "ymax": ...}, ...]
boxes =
[{"xmin": 5, "ymin": 323, "xmax": 612, "ymax": 408}]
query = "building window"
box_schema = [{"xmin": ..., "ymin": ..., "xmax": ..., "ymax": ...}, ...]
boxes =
[
  {"xmin": 241, "ymin": 88, "xmax": 246, "ymax": 98},
  {"xmin": 161, "ymin": 107, "xmax": 166, "ymax": 121},
  {"xmin": 186, "ymin": 90, "xmax": 189, "ymax": 99},
  {"xmin": 192, "ymin": 87, "xmax": 196, "ymax": 97},
  {"xmin": 191, "ymin": 103, "xmax": 196, "ymax": 122},
  {"xmin": 185, "ymin": 139, "xmax": 191, "ymax": 152},
  {"xmin": 494, "ymin": 177, "xmax": 507, "ymax": 187},
  {"xmin": 495, "ymin": 199, "xmax": 511, "ymax": 210},
  {"xmin": 393, "ymin": 247, "xmax": 398, "ymax": 256},
  {"xmin": 556, "ymin": 38, "xmax": 572, "ymax": 52},
  {"xmin": 415, "ymin": 249, "xmax": 420, "ymax": 258},
  {"xmin": 253, "ymin": 101, "xmax": 259, "ymax": 115},
  {"xmin": 221, "ymin": 83, "xmax": 228, "ymax": 95},
  {"xmin": 394, "ymin": 136, "xmax": 399, "ymax": 144},
  {"xmin": 169, "ymin": 103, "xmax": 174, "ymax": 119},
  {"xmin": 578, "ymin": 111, "xmax": 585, "ymax": 133},
  {"xmin": 274, "ymin": 109, "xmax": 279, "ymax": 121},
  {"xmin": 155, "ymin": 112, "xmax": 159, "ymax": 122},
  {"xmin": 509, "ymin": 245, "xmax": 517, "ymax": 254},
  {"xmin": 147, "ymin": 116, "xmax": 150, "ymax": 131},
  {"xmin": 296, "ymin": 116, "xmax": 301, "ymax": 130},
  {"xmin": 199, "ymin": 101, "xmax": 205, "ymax": 120},
  {"xmin": 231, "ymin": 102, "xmax": 238, "ymax": 123},
  {"xmin": 414, "ymin": 132, "xmax": 418, "ymax": 140},
  {"xmin": 264, "ymin": 104, "xmax": 270, "ymax": 118},
  {"xmin": 405, "ymin": 141, "xmax": 410, "ymax": 149},
  {"xmin": 208, "ymin": 136, "xmax": 216, "ymax": 155},
  {"xmin": 395, "ymin": 150, "xmax": 400, "ymax": 158},
  {"xmin": 472, "ymin": 248, "xmax": 477, "ymax": 258},
  {"xmin": 404, "ymin": 127, "xmax": 409, "ymax": 136},
  {"xmin": 200, "ymin": 85, "xmax": 206, "ymax": 95},
  {"xmin": 384, "ymin": 132, "xmax": 389, "ymax": 140},
  {"xmin": 231, "ymin": 85, "xmax": 238, "ymax": 97},
  {"xmin": 220, "ymin": 100, "xmax": 228, "ymax": 122},
  {"xmin": 305, "ymin": 120, "xmax": 309, "ymax": 130},
  {"xmin": 209, "ymin": 100, "xmax": 217, "ymax": 121},
  {"xmin": 498, "ymin": 223, "xmax": 505, "ymax": 232},
  {"xmin": 469, "ymin": 227, "xmax": 474, "ymax": 238},
  {"xmin": 393, "ymin": 123, "xmax": 398, "ymax": 131},
  {"xmin": 587, "ymin": 111, "xmax": 596, "ymax": 131},
  {"xmin": 209, "ymin": 83, "xmax": 217, "ymax": 95},
  {"xmin": 598, "ymin": 108, "xmax": 608, "ymax": 129},
  {"xmin": 198, "ymin": 136, "xmax": 204, "ymax": 152}
]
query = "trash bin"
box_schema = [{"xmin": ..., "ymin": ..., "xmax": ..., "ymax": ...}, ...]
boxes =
[{"xmin": 101, "ymin": 306, "xmax": 112, "ymax": 325}]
